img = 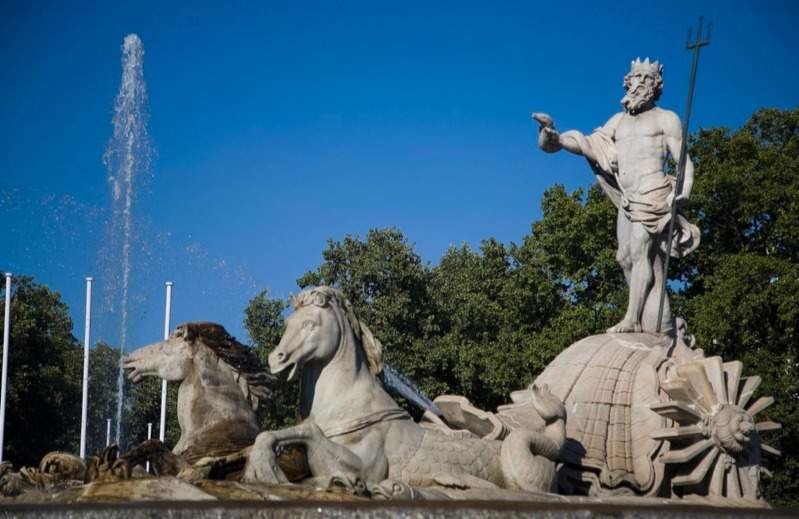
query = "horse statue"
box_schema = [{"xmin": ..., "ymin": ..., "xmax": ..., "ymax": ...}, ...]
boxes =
[
  {"xmin": 124, "ymin": 322, "xmax": 273, "ymax": 464},
  {"xmin": 244, "ymin": 286, "xmax": 566, "ymax": 494}
]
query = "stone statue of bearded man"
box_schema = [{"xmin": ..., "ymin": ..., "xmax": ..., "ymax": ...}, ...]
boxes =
[{"xmin": 534, "ymin": 58, "xmax": 700, "ymax": 334}]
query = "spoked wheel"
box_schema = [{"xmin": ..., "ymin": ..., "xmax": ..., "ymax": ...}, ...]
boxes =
[{"xmin": 650, "ymin": 356, "xmax": 780, "ymax": 502}]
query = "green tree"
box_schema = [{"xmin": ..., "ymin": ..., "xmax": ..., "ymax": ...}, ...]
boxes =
[
  {"xmin": 297, "ymin": 229, "xmax": 436, "ymax": 401},
  {"xmin": 674, "ymin": 108, "xmax": 799, "ymax": 506},
  {"xmin": 86, "ymin": 342, "xmax": 120, "ymax": 455},
  {"xmin": 0, "ymin": 275, "xmax": 82, "ymax": 466},
  {"xmin": 295, "ymin": 229, "xmax": 568, "ymax": 412},
  {"xmin": 121, "ymin": 374, "xmax": 180, "ymax": 451},
  {"xmin": 243, "ymin": 289, "xmax": 295, "ymax": 429},
  {"xmin": 679, "ymin": 109, "xmax": 799, "ymax": 278},
  {"xmin": 515, "ymin": 183, "xmax": 625, "ymax": 323},
  {"xmin": 422, "ymin": 238, "xmax": 562, "ymax": 409},
  {"xmin": 510, "ymin": 183, "xmax": 626, "ymax": 380},
  {"xmin": 297, "ymin": 229, "xmax": 434, "ymax": 356}
]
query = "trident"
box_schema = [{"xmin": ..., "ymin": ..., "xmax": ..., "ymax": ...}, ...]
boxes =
[{"xmin": 656, "ymin": 17, "xmax": 711, "ymax": 333}]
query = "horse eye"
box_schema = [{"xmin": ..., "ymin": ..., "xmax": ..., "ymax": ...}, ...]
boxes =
[{"xmin": 302, "ymin": 320, "xmax": 317, "ymax": 331}]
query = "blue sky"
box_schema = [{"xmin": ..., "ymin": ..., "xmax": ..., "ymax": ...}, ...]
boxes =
[{"xmin": 2, "ymin": 1, "xmax": 798, "ymax": 349}]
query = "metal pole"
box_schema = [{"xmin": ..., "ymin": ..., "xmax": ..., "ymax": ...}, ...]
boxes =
[
  {"xmin": 106, "ymin": 418, "xmax": 111, "ymax": 447},
  {"xmin": 145, "ymin": 422, "xmax": 152, "ymax": 472},
  {"xmin": 79, "ymin": 277, "xmax": 93, "ymax": 458},
  {"xmin": 656, "ymin": 17, "xmax": 711, "ymax": 333},
  {"xmin": 159, "ymin": 281, "xmax": 173, "ymax": 442},
  {"xmin": 0, "ymin": 274, "xmax": 11, "ymax": 463}
]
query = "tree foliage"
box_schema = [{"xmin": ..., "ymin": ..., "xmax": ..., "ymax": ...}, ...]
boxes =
[
  {"xmin": 292, "ymin": 215, "xmax": 616, "ymax": 412},
  {"xmin": 243, "ymin": 289, "xmax": 295, "ymax": 430},
  {"xmin": 0, "ymin": 276, "xmax": 82, "ymax": 466},
  {"xmin": 85, "ymin": 342, "xmax": 120, "ymax": 454},
  {"xmin": 674, "ymin": 109, "xmax": 799, "ymax": 505},
  {"xmin": 121, "ymin": 369, "xmax": 180, "ymax": 452}
]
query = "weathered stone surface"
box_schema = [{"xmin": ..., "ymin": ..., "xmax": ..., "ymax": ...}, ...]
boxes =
[
  {"xmin": 124, "ymin": 322, "xmax": 273, "ymax": 464},
  {"xmin": 75, "ymin": 477, "xmax": 215, "ymax": 502},
  {"xmin": 532, "ymin": 332, "xmax": 778, "ymax": 504},
  {"xmin": 244, "ymin": 287, "xmax": 565, "ymax": 494},
  {"xmin": 195, "ymin": 480, "xmax": 370, "ymax": 501},
  {"xmin": 430, "ymin": 329, "xmax": 778, "ymax": 506},
  {"xmin": 0, "ymin": 499, "xmax": 789, "ymax": 519},
  {"xmin": 534, "ymin": 58, "xmax": 700, "ymax": 334},
  {"xmin": 534, "ymin": 333, "xmax": 667, "ymax": 495}
]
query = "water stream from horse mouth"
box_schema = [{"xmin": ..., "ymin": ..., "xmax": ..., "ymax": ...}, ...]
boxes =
[{"xmin": 380, "ymin": 363, "xmax": 443, "ymax": 418}]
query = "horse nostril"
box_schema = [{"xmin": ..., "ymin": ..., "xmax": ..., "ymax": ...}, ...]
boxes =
[{"xmin": 276, "ymin": 352, "xmax": 285, "ymax": 361}]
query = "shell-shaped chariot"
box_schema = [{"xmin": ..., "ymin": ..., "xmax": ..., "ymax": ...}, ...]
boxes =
[{"xmin": 432, "ymin": 329, "xmax": 780, "ymax": 505}]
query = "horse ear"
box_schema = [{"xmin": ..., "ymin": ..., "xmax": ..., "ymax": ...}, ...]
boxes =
[
  {"xmin": 183, "ymin": 324, "xmax": 198, "ymax": 343},
  {"xmin": 312, "ymin": 292, "xmax": 327, "ymax": 307},
  {"xmin": 289, "ymin": 293, "xmax": 299, "ymax": 310}
]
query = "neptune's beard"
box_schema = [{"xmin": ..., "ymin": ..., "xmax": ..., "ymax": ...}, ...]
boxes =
[{"xmin": 621, "ymin": 85, "xmax": 657, "ymax": 114}]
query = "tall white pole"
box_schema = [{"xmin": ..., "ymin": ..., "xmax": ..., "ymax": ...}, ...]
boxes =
[
  {"xmin": 0, "ymin": 273, "xmax": 11, "ymax": 463},
  {"xmin": 145, "ymin": 422, "xmax": 152, "ymax": 472},
  {"xmin": 79, "ymin": 277, "xmax": 93, "ymax": 458},
  {"xmin": 106, "ymin": 418, "xmax": 111, "ymax": 447},
  {"xmin": 159, "ymin": 281, "xmax": 173, "ymax": 442}
]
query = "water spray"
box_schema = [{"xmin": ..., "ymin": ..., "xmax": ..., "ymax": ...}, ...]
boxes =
[
  {"xmin": 380, "ymin": 363, "xmax": 443, "ymax": 418},
  {"xmin": 105, "ymin": 33, "xmax": 151, "ymax": 448}
]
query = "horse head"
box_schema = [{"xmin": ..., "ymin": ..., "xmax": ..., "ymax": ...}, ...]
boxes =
[
  {"xmin": 124, "ymin": 324, "xmax": 197, "ymax": 383},
  {"xmin": 269, "ymin": 287, "xmax": 383, "ymax": 382},
  {"xmin": 126, "ymin": 321, "xmax": 272, "ymax": 412}
]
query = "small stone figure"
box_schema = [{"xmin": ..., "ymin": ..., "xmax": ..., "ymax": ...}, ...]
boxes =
[{"xmin": 534, "ymin": 58, "xmax": 700, "ymax": 334}]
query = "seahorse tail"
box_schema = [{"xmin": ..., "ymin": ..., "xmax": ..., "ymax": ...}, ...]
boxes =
[{"xmin": 500, "ymin": 430, "xmax": 558, "ymax": 493}]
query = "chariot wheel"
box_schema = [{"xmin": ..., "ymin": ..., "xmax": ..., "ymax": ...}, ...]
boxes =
[{"xmin": 651, "ymin": 356, "xmax": 780, "ymax": 502}]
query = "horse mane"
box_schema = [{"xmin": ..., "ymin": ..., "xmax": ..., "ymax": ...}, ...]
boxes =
[
  {"xmin": 177, "ymin": 321, "xmax": 274, "ymax": 409},
  {"xmin": 290, "ymin": 287, "xmax": 384, "ymax": 375}
]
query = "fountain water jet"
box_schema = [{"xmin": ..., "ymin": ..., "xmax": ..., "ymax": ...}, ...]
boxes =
[{"xmin": 103, "ymin": 34, "xmax": 152, "ymax": 447}]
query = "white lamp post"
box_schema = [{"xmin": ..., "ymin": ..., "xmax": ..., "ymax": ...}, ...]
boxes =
[
  {"xmin": 0, "ymin": 273, "xmax": 11, "ymax": 462},
  {"xmin": 79, "ymin": 277, "xmax": 93, "ymax": 458},
  {"xmin": 145, "ymin": 422, "xmax": 153, "ymax": 472},
  {"xmin": 159, "ymin": 281, "xmax": 173, "ymax": 442}
]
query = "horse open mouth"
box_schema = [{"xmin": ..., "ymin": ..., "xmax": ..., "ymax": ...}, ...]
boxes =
[
  {"xmin": 269, "ymin": 347, "xmax": 301, "ymax": 382},
  {"xmin": 123, "ymin": 360, "xmax": 144, "ymax": 383},
  {"xmin": 272, "ymin": 359, "xmax": 299, "ymax": 382}
]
